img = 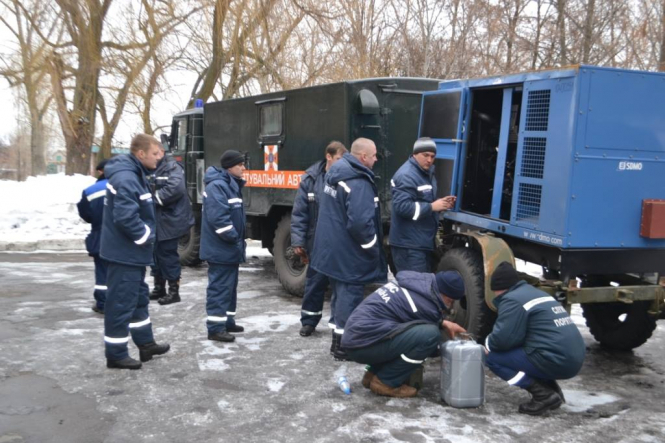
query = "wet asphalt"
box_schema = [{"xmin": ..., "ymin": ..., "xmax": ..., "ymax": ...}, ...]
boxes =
[{"xmin": 0, "ymin": 250, "xmax": 664, "ymax": 443}]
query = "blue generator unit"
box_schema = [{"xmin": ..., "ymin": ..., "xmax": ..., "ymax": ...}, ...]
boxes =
[{"xmin": 420, "ymin": 65, "xmax": 665, "ymax": 350}]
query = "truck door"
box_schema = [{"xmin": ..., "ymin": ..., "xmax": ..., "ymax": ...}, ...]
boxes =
[{"xmin": 419, "ymin": 88, "xmax": 469, "ymax": 201}]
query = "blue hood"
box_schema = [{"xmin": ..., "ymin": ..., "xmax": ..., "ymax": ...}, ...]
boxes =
[
  {"xmin": 104, "ymin": 154, "xmax": 147, "ymax": 179},
  {"xmin": 304, "ymin": 160, "xmax": 326, "ymax": 181},
  {"xmin": 204, "ymin": 166, "xmax": 245, "ymax": 189},
  {"xmin": 325, "ymin": 153, "xmax": 374, "ymax": 186},
  {"xmin": 396, "ymin": 271, "xmax": 445, "ymax": 311}
]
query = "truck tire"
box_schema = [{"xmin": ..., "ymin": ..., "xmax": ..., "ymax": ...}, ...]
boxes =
[
  {"xmin": 437, "ymin": 248, "xmax": 496, "ymax": 342},
  {"xmin": 582, "ymin": 301, "xmax": 657, "ymax": 351},
  {"xmin": 273, "ymin": 214, "xmax": 306, "ymax": 296},
  {"xmin": 178, "ymin": 222, "xmax": 202, "ymax": 266}
]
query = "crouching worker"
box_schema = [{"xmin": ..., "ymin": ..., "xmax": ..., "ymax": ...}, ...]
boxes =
[
  {"xmin": 484, "ymin": 262, "xmax": 586, "ymax": 416},
  {"xmin": 341, "ymin": 270, "xmax": 466, "ymax": 398}
]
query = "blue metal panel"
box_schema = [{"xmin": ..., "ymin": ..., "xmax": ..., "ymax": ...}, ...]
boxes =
[
  {"xmin": 490, "ymin": 89, "xmax": 514, "ymax": 218},
  {"xmin": 421, "ymin": 87, "xmax": 469, "ymax": 199},
  {"xmin": 567, "ymin": 156, "xmax": 665, "ymax": 248},
  {"xmin": 510, "ymin": 76, "xmax": 576, "ymax": 236},
  {"xmin": 583, "ymin": 68, "xmax": 665, "ymax": 153}
]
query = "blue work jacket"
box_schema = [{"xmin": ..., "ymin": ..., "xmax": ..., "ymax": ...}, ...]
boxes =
[
  {"xmin": 152, "ymin": 155, "xmax": 195, "ymax": 241},
  {"xmin": 290, "ymin": 160, "xmax": 326, "ymax": 254},
  {"xmin": 77, "ymin": 177, "xmax": 108, "ymax": 256},
  {"xmin": 100, "ymin": 154, "xmax": 156, "ymax": 266},
  {"xmin": 310, "ymin": 153, "xmax": 387, "ymax": 284},
  {"xmin": 341, "ymin": 271, "xmax": 447, "ymax": 349},
  {"xmin": 199, "ymin": 167, "xmax": 247, "ymax": 265},
  {"xmin": 389, "ymin": 157, "xmax": 438, "ymax": 251}
]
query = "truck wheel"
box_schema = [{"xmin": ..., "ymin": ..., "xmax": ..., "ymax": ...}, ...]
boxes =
[
  {"xmin": 438, "ymin": 248, "xmax": 496, "ymax": 342},
  {"xmin": 273, "ymin": 214, "xmax": 306, "ymax": 296},
  {"xmin": 582, "ymin": 301, "xmax": 657, "ymax": 351},
  {"xmin": 179, "ymin": 222, "xmax": 202, "ymax": 266}
]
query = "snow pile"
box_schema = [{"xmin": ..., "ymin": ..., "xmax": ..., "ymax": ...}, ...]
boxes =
[{"xmin": 0, "ymin": 173, "xmax": 96, "ymax": 250}]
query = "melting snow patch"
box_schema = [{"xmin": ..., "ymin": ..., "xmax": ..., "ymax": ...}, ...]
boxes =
[
  {"xmin": 217, "ymin": 400, "xmax": 230, "ymax": 411},
  {"xmin": 267, "ymin": 379, "xmax": 285, "ymax": 392},
  {"xmin": 238, "ymin": 290, "xmax": 263, "ymax": 299},
  {"xmin": 199, "ymin": 341, "xmax": 237, "ymax": 356},
  {"xmin": 239, "ymin": 267, "xmax": 262, "ymax": 272},
  {"xmin": 236, "ymin": 336, "xmax": 268, "ymax": 351},
  {"xmin": 197, "ymin": 359, "xmax": 230, "ymax": 371},
  {"xmin": 561, "ymin": 390, "xmax": 618, "ymax": 413},
  {"xmin": 173, "ymin": 410, "xmax": 215, "ymax": 426},
  {"xmin": 241, "ymin": 314, "xmax": 300, "ymax": 333},
  {"xmin": 332, "ymin": 403, "xmax": 346, "ymax": 412}
]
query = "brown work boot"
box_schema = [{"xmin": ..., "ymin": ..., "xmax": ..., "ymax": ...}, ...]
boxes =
[
  {"xmin": 369, "ymin": 376, "xmax": 417, "ymax": 398},
  {"xmin": 361, "ymin": 370, "xmax": 375, "ymax": 389}
]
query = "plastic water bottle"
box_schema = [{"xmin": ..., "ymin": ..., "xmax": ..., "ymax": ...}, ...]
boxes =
[{"xmin": 337, "ymin": 376, "xmax": 351, "ymax": 395}]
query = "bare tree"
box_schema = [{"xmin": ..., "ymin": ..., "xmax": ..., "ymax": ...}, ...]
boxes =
[{"xmin": 0, "ymin": 0, "xmax": 59, "ymax": 176}]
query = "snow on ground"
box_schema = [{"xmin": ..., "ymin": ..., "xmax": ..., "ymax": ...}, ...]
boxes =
[{"xmin": 0, "ymin": 174, "xmax": 96, "ymax": 250}]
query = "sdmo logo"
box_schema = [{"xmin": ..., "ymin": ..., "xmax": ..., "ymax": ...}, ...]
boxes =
[{"xmin": 618, "ymin": 161, "xmax": 643, "ymax": 171}]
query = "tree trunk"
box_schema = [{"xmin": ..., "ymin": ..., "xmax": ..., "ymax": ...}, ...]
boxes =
[
  {"xmin": 582, "ymin": 0, "xmax": 595, "ymax": 64},
  {"xmin": 556, "ymin": 0, "xmax": 567, "ymax": 65},
  {"xmin": 29, "ymin": 114, "xmax": 46, "ymax": 176}
]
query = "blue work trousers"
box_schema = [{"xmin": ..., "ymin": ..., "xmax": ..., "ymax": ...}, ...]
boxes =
[
  {"xmin": 150, "ymin": 238, "xmax": 181, "ymax": 281},
  {"xmin": 104, "ymin": 263, "xmax": 155, "ymax": 361},
  {"xmin": 93, "ymin": 255, "xmax": 108, "ymax": 310},
  {"xmin": 391, "ymin": 246, "xmax": 433, "ymax": 274},
  {"xmin": 329, "ymin": 279, "xmax": 364, "ymax": 333},
  {"xmin": 300, "ymin": 266, "xmax": 330, "ymax": 327},
  {"xmin": 347, "ymin": 324, "xmax": 440, "ymax": 387},
  {"xmin": 485, "ymin": 348, "xmax": 552, "ymax": 389},
  {"xmin": 206, "ymin": 263, "xmax": 239, "ymax": 334}
]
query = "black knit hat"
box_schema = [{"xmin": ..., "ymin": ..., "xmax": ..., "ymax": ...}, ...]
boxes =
[
  {"xmin": 413, "ymin": 137, "xmax": 436, "ymax": 155},
  {"xmin": 96, "ymin": 159, "xmax": 109, "ymax": 172},
  {"xmin": 490, "ymin": 261, "xmax": 520, "ymax": 291},
  {"xmin": 435, "ymin": 271, "xmax": 465, "ymax": 300},
  {"xmin": 221, "ymin": 150, "xmax": 245, "ymax": 169}
]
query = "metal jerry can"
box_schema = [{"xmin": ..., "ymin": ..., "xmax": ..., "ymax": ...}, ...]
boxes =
[{"xmin": 440, "ymin": 335, "xmax": 485, "ymax": 408}]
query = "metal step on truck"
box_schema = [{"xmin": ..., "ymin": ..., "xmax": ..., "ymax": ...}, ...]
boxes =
[
  {"xmin": 162, "ymin": 78, "xmax": 441, "ymax": 295},
  {"xmin": 424, "ymin": 65, "xmax": 665, "ymax": 350}
]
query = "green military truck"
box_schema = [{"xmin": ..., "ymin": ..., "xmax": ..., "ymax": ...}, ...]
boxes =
[{"xmin": 162, "ymin": 78, "xmax": 441, "ymax": 295}]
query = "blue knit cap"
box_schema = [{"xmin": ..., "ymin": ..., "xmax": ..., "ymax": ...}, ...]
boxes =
[{"xmin": 435, "ymin": 271, "xmax": 465, "ymax": 300}]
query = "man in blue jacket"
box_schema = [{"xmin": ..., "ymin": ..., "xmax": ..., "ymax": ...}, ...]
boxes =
[
  {"xmin": 291, "ymin": 141, "xmax": 347, "ymax": 337},
  {"xmin": 149, "ymin": 145, "xmax": 195, "ymax": 305},
  {"xmin": 390, "ymin": 137, "xmax": 455, "ymax": 273},
  {"xmin": 200, "ymin": 150, "xmax": 247, "ymax": 343},
  {"xmin": 342, "ymin": 270, "xmax": 466, "ymax": 398},
  {"xmin": 77, "ymin": 159, "xmax": 109, "ymax": 314},
  {"xmin": 100, "ymin": 134, "xmax": 170, "ymax": 370},
  {"xmin": 484, "ymin": 262, "xmax": 586, "ymax": 415},
  {"xmin": 311, "ymin": 138, "xmax": 388, "ymax": 360}
]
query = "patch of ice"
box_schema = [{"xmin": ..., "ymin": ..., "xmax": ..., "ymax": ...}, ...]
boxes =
[
  {"xmin": 199, "ymin": 341, "xmax": 237, "ymax": 356},
  {"xmin": 236, "ymin": 336, "xmax": 268, "ymax": 351},
  {"xmin": 238, "ymin": 290, "xmax": 263, "ymax": 299},
  {"xmin": 267, "ymin": 379, "xmax": 285, "ymax": 392},
  {"xmin": 561, "ymin": 390, "xmax": 619, "ymax": 413},
  {"xmin": 240, "ymin": 313, "xmax": 300, "ymax": 334},
  {"xmin": 331, "ymin": 403, "xmax": 346, "ymax": 412},
  {"xmin": 197, "ymin": 359, "xmax": 230, "ymax": 371},
  {"xmin": 217, "ymin": 400, "xmax": 230, "ymax": 411}
]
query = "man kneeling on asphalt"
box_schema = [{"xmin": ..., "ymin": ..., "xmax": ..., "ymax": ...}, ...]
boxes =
[
  {"xmin": 341, "ymin": 270, "xmax": 466, "ymax": 398},
  {"xmin": 484, "ymin": 261, "xmax": 586, "ymax": 415}
]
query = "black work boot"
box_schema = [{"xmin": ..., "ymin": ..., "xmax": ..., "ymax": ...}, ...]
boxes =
[
  {"xmin": 545, "ymin": 379, "xmax": 566, "ymax": 403},
  {"xmin": 107, "ymin": 356, "xmax": 142, "ymax": 370},
  {"xmin": 518, "ymin": 380, "xmax": 563, "ymax": 415},
  {"xmin": 208, "ymin": 331, "xmax": 236, "ymax": 342},
  {"xmin": 226, "ymin": 324, "xmax": 244, "ymax": 333},
  {"xmin": 299, "ymin": 324, "xmax": 315, "ymax": 337},
  {"xmin": 138, "ymin": 342, "xmax": 171, "ymax": 362},
  {"xmin": 149, "ymin": 276, "xmax": 166, "ymax": 300},
  {"xmin": 158, "ymin": 280, "xmax": 181, "ymax": 305},
  {"xmin": 331, "ymin": 332, "xmax": 349, "ymax": 361}
]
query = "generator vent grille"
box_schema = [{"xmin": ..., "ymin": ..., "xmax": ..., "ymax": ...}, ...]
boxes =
[
  {"xmin": 516, "ymin": 183, "xmax": 542, "ymax": 222},
  {"xmin": 525, "ymin": 90, "xmax": 550, "ymax": 131},
  {"xmin": 521, "ymin": 137, "xmax": 547, "ymax": 179}
]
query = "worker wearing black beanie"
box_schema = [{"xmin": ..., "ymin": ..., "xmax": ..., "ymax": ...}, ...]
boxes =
[
  {"xmin": 484, "ymin": 261, "xmax": 585, "ymax": 416},
  {"xmin": 221, "ymin": 150, "xmax": 245, "ymax": 169}
]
